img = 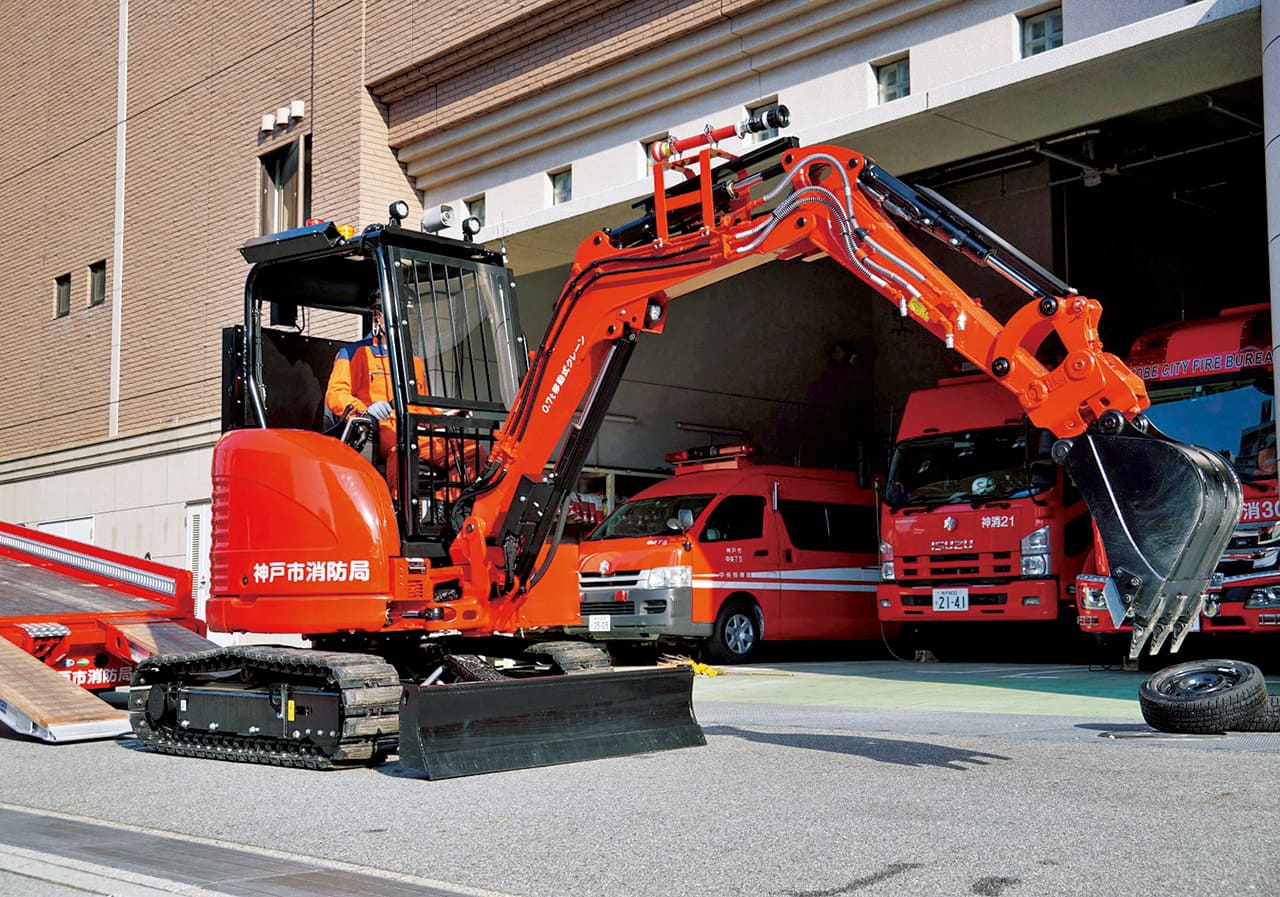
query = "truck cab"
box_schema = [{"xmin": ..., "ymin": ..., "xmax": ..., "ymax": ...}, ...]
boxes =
[
  {"xmin": 878, "ymin": 375, "xmax": 1093, "ymax": 631},
  {"xmin": 1077, "ymin": 304, "xmax": 1278, "ymax": 643},
  {"xmin": 568, "ymin": 445, "xmax": 883, "ymax": 662}
]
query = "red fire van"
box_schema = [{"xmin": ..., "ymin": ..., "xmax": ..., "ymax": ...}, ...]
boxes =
[{"xmin": 568, "ymin": 445, "xmax": 884, "ymax": 662}]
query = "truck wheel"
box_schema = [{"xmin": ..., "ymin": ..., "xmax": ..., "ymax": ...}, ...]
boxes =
[
  {"xmin": 707, "ymin": 600, "xmax": 760, "ymax": 664},
  {"xmin": 1139, "ymin": 658, "xmax": 1268, "ymax": 734}
]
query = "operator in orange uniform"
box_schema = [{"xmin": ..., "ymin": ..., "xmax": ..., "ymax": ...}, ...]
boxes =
[
  {"xmin": 324, "ymin": 305, "xmax": 405, "ymax": 459},
  {"xmin": 325, "ymin": 302, "xmax": 481, "ymax": 497}
]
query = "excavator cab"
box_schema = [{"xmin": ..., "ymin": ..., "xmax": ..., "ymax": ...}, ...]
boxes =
[{"xmin": 228, "ymin": 218, "xmax": 528, "ymax": 552}]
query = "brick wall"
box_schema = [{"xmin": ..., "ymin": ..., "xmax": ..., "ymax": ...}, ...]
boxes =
[
  {"xmin": 0, "ymin": 1, "xmax": 119, "ymax": 455},
  {"xmin": 0, "ymin": 0, "xmax": 384, "ymax": 459}
]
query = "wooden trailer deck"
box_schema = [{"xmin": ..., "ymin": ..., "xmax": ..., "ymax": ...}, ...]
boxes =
[{"xmin": 0, "ymin": 523, "xmax": 214, "ymax": 743}]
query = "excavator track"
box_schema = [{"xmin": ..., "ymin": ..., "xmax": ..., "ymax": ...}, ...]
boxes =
[{"xmin": 129, "ymin": 646, "xmax": 401, "ymax": 770}]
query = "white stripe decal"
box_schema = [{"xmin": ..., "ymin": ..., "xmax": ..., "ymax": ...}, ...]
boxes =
[
  {"xmin": 692, "ymin": 567, "xmax": 879, "ymax": 583},
  {"xmin": 691, "ymin": 580, "xmax": 877, "ymax": 592}
]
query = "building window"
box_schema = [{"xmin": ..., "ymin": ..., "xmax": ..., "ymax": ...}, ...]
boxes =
[
  {"xmin": 54, "ymin": 273, "xmax": 70, "ymax": 318},
  {"xmin": 549, "ymin": 167, "xmax": 572, "ymax": 206},
  {"xmin": 465, "ymin": 195, "xmax": 486, "ymax": 228},
  {"xmin": 745, "ymin": 99, "xmax": 781, "ymax": 144},
  {"xmin": 88, "ymin": 260, "xmax": 106, "ymax": 307},
  {"xmin": 876, "ymin": 57, "xmax": 910, "ymax": 104},
  {"xmin": 1022, "ymin": 8, "xmax": 1063, "ymax": 57},
  {"xmin": 259, "ymin": 135, "xmax": 311, "ymax": 235}
]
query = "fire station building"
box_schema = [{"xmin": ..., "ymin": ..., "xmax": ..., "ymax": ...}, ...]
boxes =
[{"xmin": 0, "ymin": 0, "xmax": 1272, "ymax": 608}]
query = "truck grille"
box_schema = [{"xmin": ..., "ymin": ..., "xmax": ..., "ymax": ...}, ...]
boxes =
[
  {"xmin": 580, "ymin": 601, "xmax": 636, "ymax": 616},
  {"xmin": 579, "ymin": 571, "xmax": 643, "ymax": 590},
  {"xmin": 900, "ymin": 553, "xmax": 1013, "ymax": 579}
]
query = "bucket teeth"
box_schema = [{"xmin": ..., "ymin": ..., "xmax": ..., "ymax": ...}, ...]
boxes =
[
  {"xmin": 1061, "ymin": 421, "xmax": 1241, "ymax": 658},
  {"xmin": 1168, "ymin": 595, "xmax": 1205, "ymax": 654},
  {"xmin": 1147, "ymin": 621, "xmax": 1172, "ymax": 656}
]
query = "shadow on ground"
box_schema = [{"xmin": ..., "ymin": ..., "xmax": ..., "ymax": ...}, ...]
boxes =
[{"xmin": 704, "ymin": 724, "xmax": 1010, "ymax": 769}]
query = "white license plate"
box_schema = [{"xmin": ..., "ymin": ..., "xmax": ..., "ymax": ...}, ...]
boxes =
[
  {"xmin": 588, "ymin": 614, "xmax": 612, "ymax": 632},
  {"xmin": 932, "ymin": 588, "xmax": 969, "ymax": 612}
]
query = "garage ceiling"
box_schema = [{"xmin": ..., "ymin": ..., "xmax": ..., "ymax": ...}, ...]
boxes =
[{"xmin": 493, "ymin": 7, "xmax": 1262, "ymax": 278}]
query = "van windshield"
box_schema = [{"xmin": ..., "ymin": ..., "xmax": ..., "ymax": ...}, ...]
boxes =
[
  {"xmin": 885, "ymin": 425, "xmax": 1053, "ymax": 510},
  {"xmin": 587, "ymin": 494, "xmax": 715, "ymax": 540}
]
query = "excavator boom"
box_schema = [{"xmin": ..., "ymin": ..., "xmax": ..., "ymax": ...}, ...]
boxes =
[{"xmin": 466, "ymin": 110, "xmax": 1240, "ymax": 660}]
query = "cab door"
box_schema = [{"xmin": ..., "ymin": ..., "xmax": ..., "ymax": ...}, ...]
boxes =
[{"xmin": 697, "ymin": 493, "xmax": 780, "ymax": 634}]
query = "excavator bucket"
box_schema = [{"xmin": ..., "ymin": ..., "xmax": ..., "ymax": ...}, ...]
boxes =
[
  {"xmin": 1055, "ymin": 416, "xmax": 1241, "ymax": 659},
  {"xmin": 397, "ymin": 667, "xmax": 704, "ymax": 778}
]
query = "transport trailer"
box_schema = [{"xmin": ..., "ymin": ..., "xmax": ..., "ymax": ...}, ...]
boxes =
[{"xmin": 0, "ymin": 520, "xmax": 212, "ymax": 742}]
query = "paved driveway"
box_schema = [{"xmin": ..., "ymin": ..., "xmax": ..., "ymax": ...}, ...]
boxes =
[{"xmin": 2, "ymin": 660, "xmax": 1278, "ymax": 897}]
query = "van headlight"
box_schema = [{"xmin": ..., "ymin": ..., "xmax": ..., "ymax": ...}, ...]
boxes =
[
  {"xmin": 643, "ymin": 565, "xmax": 693, "ymax": 589},
  {"xmin": 1020, "ymin": 525, "xmax": 1051, "ymax": 577}
]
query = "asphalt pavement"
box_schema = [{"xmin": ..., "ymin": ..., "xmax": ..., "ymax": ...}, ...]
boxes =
[{"xmin": 2, "ymin": 658, "xmax": 1279, "ymax": 897}]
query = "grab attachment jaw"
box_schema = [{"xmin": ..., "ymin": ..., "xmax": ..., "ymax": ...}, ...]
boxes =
[{"xmin": 1053, "ymin": 411, "xmax": 1242, "ymax": 660}]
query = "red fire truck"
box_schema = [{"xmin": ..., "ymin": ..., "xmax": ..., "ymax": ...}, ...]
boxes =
[
  {"xmin": 877, "ymin": 374, "xmax": 1094, "ymax": 632},
  {"xmin": 1077, "ymin": 304, "xmax": 1278, "ymax": 645}
]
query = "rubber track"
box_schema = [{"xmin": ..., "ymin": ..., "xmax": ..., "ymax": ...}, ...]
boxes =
[
  {"xmin": 525, "ymin": 640, "xmax": 612, "ymax": 674},
  {"xmin": 130, "ymin": 646, "xmax": 401, "ymax": 770}
]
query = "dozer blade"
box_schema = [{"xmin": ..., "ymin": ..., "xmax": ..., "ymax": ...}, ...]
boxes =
[
  {"xmin": 1056, "ymin": 414, "xmax": 1241, "ymax": 659},
  {"xmin": 398, "ymin": 667, "xmax": 705, "ymax": 779}
]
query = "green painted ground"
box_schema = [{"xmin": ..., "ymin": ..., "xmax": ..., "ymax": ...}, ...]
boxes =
[{"xmin": 690, "ymin": 661, "xmax": 1151, "ymax": 720}]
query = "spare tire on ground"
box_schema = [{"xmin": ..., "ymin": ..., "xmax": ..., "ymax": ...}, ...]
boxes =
[
  {"xmin": 1139, "ymin": 658, "xmax": 1269, "ymax": 734},
  {"xmin": 1233, "ymin": 694, "xmax": 1280, "ymax": 733}
]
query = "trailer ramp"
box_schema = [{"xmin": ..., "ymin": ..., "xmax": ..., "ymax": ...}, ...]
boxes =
[
  {"xmin": 0, "ymin": 521, "xmax": 214, "ymax": 742},
  {"xmin": 0, "ymin": 637, "xmax": 130, "ymax": 742}
]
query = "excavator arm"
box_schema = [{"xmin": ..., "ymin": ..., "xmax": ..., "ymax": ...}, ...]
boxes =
[{"xmin": 456, "ymin": 108, "xmax": 1240, "ymax": 659}]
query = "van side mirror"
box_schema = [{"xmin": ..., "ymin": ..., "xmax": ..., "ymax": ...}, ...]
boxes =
[{"xmin": 666, "ymin": 508, "xmax": 696, "ymax": 551}]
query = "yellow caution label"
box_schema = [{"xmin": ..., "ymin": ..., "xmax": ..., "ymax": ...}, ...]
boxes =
[
  {"xmin": 908, "ymin": 297, "xmax": 930, "ymax": 322},
  {"xmin": 287, "ymin": 699, "xmax": 295, "ymax": 722}
]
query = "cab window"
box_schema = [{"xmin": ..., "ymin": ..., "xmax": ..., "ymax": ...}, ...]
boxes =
[
  {"xmin": 825, "ymin": 503, "xmax": 878, "ymax": 553},
  {"xmin": 700, "ymin": 495, "xmax": 765, "ymax": 542},
  {"xmin": 779, "ymin": 500, "xmax": 877, "ymax": 552}
]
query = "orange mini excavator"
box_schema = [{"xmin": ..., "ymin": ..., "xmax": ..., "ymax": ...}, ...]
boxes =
[{"xmin": 131, "ymin": 106, "xmax": 1240, "ymax": 776}]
